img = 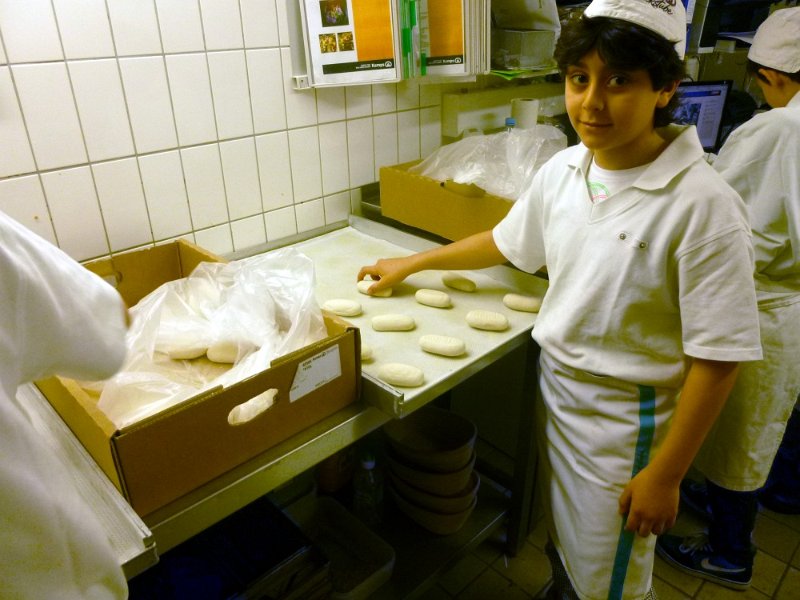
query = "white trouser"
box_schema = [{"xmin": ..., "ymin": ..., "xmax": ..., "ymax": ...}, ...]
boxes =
[{"xmin": 537, "ymin": 350, "xmax": 677, "ymax": 600}]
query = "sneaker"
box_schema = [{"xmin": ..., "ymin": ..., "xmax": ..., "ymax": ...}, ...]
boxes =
[
  {"xmin": 759, "ymin": 489, "xmax": 800, "ymax": 515},
  {"xmin": 680, "ymin": 479, "xmax": 712, "ymax": 519},
  {"xmin": 656, "ymin": 533, "xmax": 751, "ymax": 590}
]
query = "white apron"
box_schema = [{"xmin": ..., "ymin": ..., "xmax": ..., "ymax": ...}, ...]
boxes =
[
  {"xmin": 694, "ymin": 299, "xmax": 800, "ymax": 491},
  {"xmin": 537, "ymin": 350, "xmax": 678, "ymax": 600}
]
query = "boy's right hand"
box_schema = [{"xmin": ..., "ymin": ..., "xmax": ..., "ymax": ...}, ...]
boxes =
[{"xmin": 357, "ymin": 256, "xmax": 414, "ymax": 294}]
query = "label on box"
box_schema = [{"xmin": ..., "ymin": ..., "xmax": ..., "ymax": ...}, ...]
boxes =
[{"xmin": 289, "ymin": 345, "xmax": 342, "ymax": 402}]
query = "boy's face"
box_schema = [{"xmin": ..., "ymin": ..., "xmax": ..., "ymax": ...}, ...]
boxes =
[{"xmin": 565, "ymin": 49, "xmax": 678, "ymax": 169}]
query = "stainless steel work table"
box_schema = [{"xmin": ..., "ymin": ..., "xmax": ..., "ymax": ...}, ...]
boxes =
[{"xmin": 19, "ymin": 215, "xmax": 546, "ymax": 595}]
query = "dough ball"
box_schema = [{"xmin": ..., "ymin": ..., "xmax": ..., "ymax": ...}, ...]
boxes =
[
  {"xmin": 502, "ymin": 293, "xmax": 542, "ymax": 313},
  {"xmin": 207, "ymin": 340, "xmax": 239, "ymax": 363},
  {"xmin": 419, "ymin": 334, "xmax": 466, "ymax": 357},
  {"xmin": 442, "ymin": 272, "xmax": 476, "ymax": 292},
  {"xmin": 361, "ymin": 344, "xmax": 375, "ymax": 362},
  {"xmin": 415, "ymin": 288, "xmax": 452, "ymax": 308},
  {"xmin": 357, "ymin": 279, "xmax": 392, "ymax": 297},
  {"xmin": 323, "ymin": 298, "xmax": 363, "ymax": 317},
  {"xmin": 377, "ymin": 363, "xmax": 425, "ymax": 387},
  {"xmin": 160, "ymin": 342, "xmax": 208, "ymax": 360},
  {"xmin": 371, "ymin": 314, "xmax": 416, "ymax": 331},
  {"xmin": 465, "ymin": 309, "xmax": 509, "ymax": 331},
  {"xmin": 207, "ymin": 340, "xmax": 257, "ymax": 363}
]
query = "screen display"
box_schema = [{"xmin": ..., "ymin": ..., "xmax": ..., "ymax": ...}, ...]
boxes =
[{"xmin": 675, "ymin": 80, "xmax": 732, "ymax": 152}]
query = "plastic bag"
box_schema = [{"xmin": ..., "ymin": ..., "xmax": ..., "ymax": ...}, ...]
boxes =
[
  {"xmin": 409, "ymin": 125, "xmax": 567, "ymax": 200},
  {"xmin": 95, "ymin": 247, "xmax": 328, "ymax": 429}
]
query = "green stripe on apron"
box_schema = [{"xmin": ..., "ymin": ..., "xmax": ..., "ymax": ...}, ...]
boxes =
[{"xmin": 607, "ymin": 385, "xmax": 656, "ymax": 600}]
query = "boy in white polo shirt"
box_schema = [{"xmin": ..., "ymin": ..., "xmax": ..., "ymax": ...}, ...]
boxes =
[
  {"xmin": 657, "ymin": 6, "xmax": 800, "ymax": 590},
  {"xmin": 358, "ymin": 0, "xmax": 762, "ymax": 597}
]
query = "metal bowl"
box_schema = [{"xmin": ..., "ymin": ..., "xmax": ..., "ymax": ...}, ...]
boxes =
[{"xmin": 383, "ymin": 405, "xmax": 477, "ymax": 473}]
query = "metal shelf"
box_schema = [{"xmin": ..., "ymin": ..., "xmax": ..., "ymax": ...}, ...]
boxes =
[{"xmin": 370, "ymin": 473, "xmax": 511, "ymax": 599}]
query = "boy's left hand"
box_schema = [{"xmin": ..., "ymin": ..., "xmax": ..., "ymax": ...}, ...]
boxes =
[{"xmin": 618, "ymin": 465, "xmax": 679, "ymax": 537}]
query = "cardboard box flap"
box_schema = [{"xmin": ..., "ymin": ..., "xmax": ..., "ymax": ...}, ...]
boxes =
[
  {"xmin": 379, "ymin": 162, "xmax": 513, "ymax": 241},
  {"xmin": 84, "ymin": 240, "xmax": 221, "ymax": 306}
]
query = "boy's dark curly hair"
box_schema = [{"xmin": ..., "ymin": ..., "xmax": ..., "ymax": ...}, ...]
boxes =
[{"xmin": 554, "ymin": 16, "xmax": 686, "ymax": 127}]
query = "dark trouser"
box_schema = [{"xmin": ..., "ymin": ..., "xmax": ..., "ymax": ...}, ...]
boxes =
[
  {"xmin": 761, "ymin": 404, "xmax": 800, "ymax": 507},
  {"xmin": 706, "ymin": 479, "xmax": 758, "ymax": 567},
  {"xmin": 544, "ymin": 540, "xmax": 580, "ymax": 600}
]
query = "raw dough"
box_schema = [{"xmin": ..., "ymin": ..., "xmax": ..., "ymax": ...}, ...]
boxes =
[
  {"xmin": 164, "ymin": 344, "xmax": 208, "ymax": 360},
  {"xmin": 372, "ymin": 314, "xmax": 416, "ymax": 331},
  {"xmin": 361, "ymin": 344, "xmax": 374, "ymax": 362},
  {"xmin": 323, "ymin": 298, "xmax": 363, "ymax": 317},
  {"xmin": 415, "ymin": 288, "xmax": 452, "ymax": 308},
  {"xmin": 466, "ymin": 309, "xmax": 509, "ymax": 331},
  {"xmin": 419, "ymin": 334, "xmax": 466, "ymax": 357},
  {"xmin": 377, "ymin": 363, "xmax": 425, "ymax": 387},
  {"xmin": 228, "ymin": 388, "xmax": 278, "ymax": 425},
  {"xmin": 503, "ymin": 293, "xmax": 542, "ymax": 313},
  {"xmin": 207, "ymin": 340, "xmax": 257, "ymax": 363},
  {"xmin": 357, "ymin": 279, "xmax": 392, "ymax": 297},
  {"xmin": 442, "ymin": 272, "xmax": 476, "ymax": 292}
]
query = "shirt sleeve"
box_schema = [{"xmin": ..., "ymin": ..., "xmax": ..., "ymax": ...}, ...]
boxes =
[
  {"xmin": 678, "ymin": 227, "xmax": 763, "ymax": 362},
  {"xmin": 715, "ymin": 115, "xmax": 800, "ymax": 278},
  {"xmin": 492, "ymin": 169, "xmax": 547, "ymax": 273},
  {"xmin": 1, "ymin": 213, "xmax": 127, "ymax": 384}
]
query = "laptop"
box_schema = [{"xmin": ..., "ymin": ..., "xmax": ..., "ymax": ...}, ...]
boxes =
[{"xmin": 675, "ymin": 80, "xmax": 733, "ymax": 153}]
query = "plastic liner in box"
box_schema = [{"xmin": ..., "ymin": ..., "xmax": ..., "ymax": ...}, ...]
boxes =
[
  {"xmin": 128, "ymin": 496, "xmax": 331, "ymax": 599},
  {"xmin": 286, "ymin": 495, "xmax": 396, "ymax": 600}
]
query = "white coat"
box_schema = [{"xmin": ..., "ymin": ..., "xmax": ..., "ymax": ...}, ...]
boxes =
[
  {"xmin": 695, "ymin": 92, "xmax": 800, "ymax": 491},
  {"xmin": 0, "ymin": 211, "xmax": 129, "ymax": 598}
]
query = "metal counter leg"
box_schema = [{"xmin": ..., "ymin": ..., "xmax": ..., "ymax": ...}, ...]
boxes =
[{"xmin": 507, "ymin": 339, "xmax": 541, "ymax": 555}]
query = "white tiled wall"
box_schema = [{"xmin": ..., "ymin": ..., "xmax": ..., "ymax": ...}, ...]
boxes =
[{"xmin": 0, "ymin": 0, "xmax": 444, "ymax": 261}]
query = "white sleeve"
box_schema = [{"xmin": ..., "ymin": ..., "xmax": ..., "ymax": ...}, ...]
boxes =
[
  {"xmin": 715, "ymin": 116, "xmax": 800, "ymax": 274},
  {"xmin": 0, "ymin": 212, "xmax": 127, "ymax": 384},
  {"xmin": 492, "ymin": 170, "xmax": 547, "ymax": 273}
]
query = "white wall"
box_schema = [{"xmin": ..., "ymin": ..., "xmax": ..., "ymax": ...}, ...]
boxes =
[{"xmin": 0, "ymin": 0, "xmax": 444, "ymax": 260}]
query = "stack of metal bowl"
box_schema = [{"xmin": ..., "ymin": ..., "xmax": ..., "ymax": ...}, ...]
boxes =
[{"xmin": 383, "ymin": 404, "xmax": 480, "ymax": 535}]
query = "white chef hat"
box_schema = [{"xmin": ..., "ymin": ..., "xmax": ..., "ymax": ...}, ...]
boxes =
[
  {"xmin": 748, "ymin": 7, "xmax": 800, "ymax": 74},
  {"xmin": 583, "ymin": 0, "xmax": 687, "ymax": 59}
]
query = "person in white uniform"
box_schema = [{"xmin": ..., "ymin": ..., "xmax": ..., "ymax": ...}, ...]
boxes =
[
  {"xmin": 657, "ymin": 6, "xmax": 800, "ymax": 590},
  {"xmin": 1, "ymin": 210, "xmax": 129, "ymax": 598},
  {"xmin": 358, "ymin": 0, "xmax": 762, "ymax": 597}
]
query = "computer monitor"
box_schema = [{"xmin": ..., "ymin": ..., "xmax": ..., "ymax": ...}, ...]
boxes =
[{"xmin": 675, "ymin": 80, "xmax": 732, "ymax": 153}]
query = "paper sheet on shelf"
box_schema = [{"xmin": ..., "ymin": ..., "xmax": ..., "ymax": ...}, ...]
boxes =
[
  {"xmin": 299, "ymin": 0, "xmax": 401, "ymax": 86},
  {"xmin": 16, "ymin": 385, "xmax": 153, "ymax": 571},
  {"xmin": 289, "ymin": 226, "xmax": 547, "ymax": 403},
  {"xmin": 717, "ymin": 32, "xmax": 755, "ymax": 45}
]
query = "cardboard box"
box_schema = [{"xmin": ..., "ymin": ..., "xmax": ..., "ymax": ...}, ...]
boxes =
[
  {"xmin": 379, "ymin": 161, "xmax": 513, "ymax": 241},
  {"xmin": 36, "ymin": 240, "xmax": 360, "ymax": 517}
]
